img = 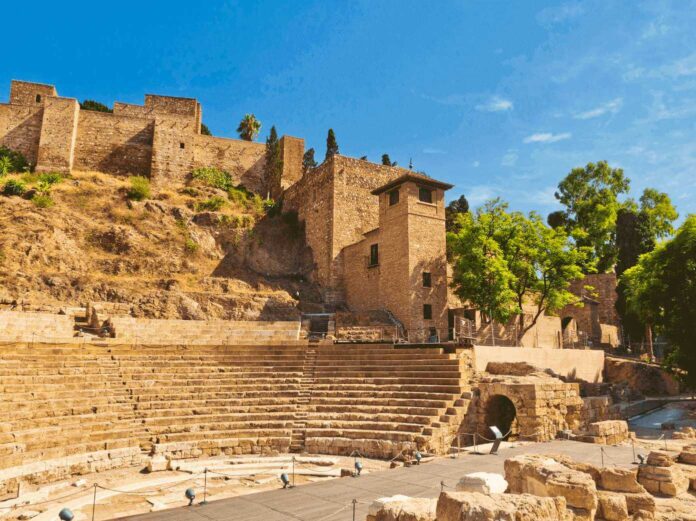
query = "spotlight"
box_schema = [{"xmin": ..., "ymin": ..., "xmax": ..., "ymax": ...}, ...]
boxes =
[
  {"xmin": 638, "ymin": 454, "xmax": 646, "ymax": 464},
  {"xmin": 58, "ymin": 508, "xmax": 74, "ymax": 521},
  {"xmin": 280, "ymin": 473, "xmax": 291, "ymax": 488},
  {"xmin": 415, "ymin": 451, "xmax": 422, "ymax": 465},
  {"xmin": 354, "ymin": 460, "xmax": 363, "ymax": 477},
  {"xmin": 185, "ymin": 488, "xmax": 196, "ymax": 506}
]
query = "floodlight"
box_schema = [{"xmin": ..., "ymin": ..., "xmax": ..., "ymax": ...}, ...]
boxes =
[
  {"xmin": 185, "ymin": 488, "xmax": 196, "ymax": 506},
  {"xmin": 280, "ymin": 473, "xmax": 291, "ymax": 488},
  {"xmin": 58, "ymin": 509, "xmax": 74, "ymax": 521}
]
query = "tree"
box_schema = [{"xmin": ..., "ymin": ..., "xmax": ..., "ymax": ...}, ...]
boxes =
[
  {"xmin": 264, "ymin": 126, "xmax": 283, "ymax": 196},
  {"xmin": 200, "ymin": 123, "xmax": 212, "ymax": 136},
  {"xmin": 547, "ymin": 210, "xmax": 568, "ymax": 230},
  {"xmin": 237, "ymin": 114, "xmax": 261, "ymax": 141},
  {"xmin": 302, "ymin": 148, "xmax": 317, "ymax": 173},
  {"xmin": 325, "ymin": 129, "xmax": 339, "ymax": 160},
  {"xmin": 554, "ymin": 161, "xmax": 630, "ymax": 272},
  {"xmin": 382, "ymin": 154, "xmax": 397, "ymax": 166},
  {"xmin": 448, "ymin": 199, "xmax": 585, "ymax": 336},
  {"xmin": 622, "ymin": 215, "xmax": 696, "ymax": 382},
  {"xmin": 445, "ymin": 195, "xmax": 470, "ymax": 233},
  {"xmin": 80, "ymin": 100, "xmax": 112, "ymax": 113}
]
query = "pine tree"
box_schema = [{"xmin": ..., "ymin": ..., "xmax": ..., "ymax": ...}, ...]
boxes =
[
  {"xmin": 325, "ymin": 129, "xmax": 339, "ymax": 160},
  {"xmin": 302, "ymin": 148, "xmax": 317, "ymax": 173},
  {"xmin": 264, "ymin": 126, "xmax": 283, "ymax": 195}
]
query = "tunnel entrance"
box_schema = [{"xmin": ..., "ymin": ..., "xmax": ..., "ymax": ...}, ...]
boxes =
[{"xmin": 484, "ymin": 394, "xmax": 517, "ymax": 439}]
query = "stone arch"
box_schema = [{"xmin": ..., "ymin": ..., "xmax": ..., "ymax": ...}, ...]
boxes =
[{"xmin": 483, "ymin": 394, "xmax": 518, "ymax": 439}]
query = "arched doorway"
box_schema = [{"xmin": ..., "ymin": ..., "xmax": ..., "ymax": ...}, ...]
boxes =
[{"xmin": 484, "ymin": 394, "xmax": 517, "ymax": 439}]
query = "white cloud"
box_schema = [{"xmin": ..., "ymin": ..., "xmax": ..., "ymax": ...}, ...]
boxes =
[
  {"xmin": 501, "ymin": 150, "xmax": 518, "ymax": 167},
  {"xmin": 523, "ymin": 132, "xmax": 571, "ymax": 144},
  {"xmin": 574, "ymin": 98, "xmax": 623, "ymax": 119},
  {"xmin": 625, "ymin": 52, "xmax": 696, "ymax": 81},
  {"xmin": 471, "ymin": 161, "xmax": 480, "ymax": 168},
  {"xmin": 467, "ymin": 185, "xmax": 499, "ymax": 206},
  {"xmin": 422, "ymin": 147, "xmax": 446, "ymax": 155},
  {"xmin": 476, "ymin": 96, "xmax": 513, "ymax": 112}
]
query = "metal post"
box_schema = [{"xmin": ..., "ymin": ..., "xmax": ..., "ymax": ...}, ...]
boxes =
[
  {"xmin": 202, "ymin": 468, "xmax": 208, "ymax": 504},
  {"xmin": 440, "ymin": 481, "xmax": 445, "ymax": 492},
  {"xmin": 600, "ymin": 447, "xmax": 604, "ymax": 468},
  {"xmin": 474, "ymin": 433, "xmax": 478, "ymax": 454},
  {"xmin": 632, "ymin": 439, "xmax": 637, "ymax": 464},
  {"xmin": 352, "ymin": 498, "xmax": 357, "ymax": 521},
  {"xmin": 92, "ymin": 483, "xmax": 97, "ymax": 521},
  {"xmin": 457, "ymin": 434, "xmax": 460, "ymax": 458},
  {"xmin": 292, "ymin": 456, "xmax": 295, "ymax": 488}
]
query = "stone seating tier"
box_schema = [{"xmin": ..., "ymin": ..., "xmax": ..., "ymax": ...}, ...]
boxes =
[{"xmin": 0, "ymin": 342, "xmax": 469, "ymax": 485}]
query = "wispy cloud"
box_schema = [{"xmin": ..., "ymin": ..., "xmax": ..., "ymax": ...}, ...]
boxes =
[
  {"xmin": 471, "ymin": 161, "xmax": 480, "ymax": 168},
  {"xmin": 536, "ymin": 2, "xmax": 584, "ymax": 26},
  {"xmin": 475, "ymin": 96, "xmax": 513, "ymax": 112},
  {"xmin": 573, "ymin": 98, "xmax": 623, "ymax": 119},
  {"xmin": 501, "ymin": 150, "xmax": 518, "ymax": 167},
  {"xmin": 523, "ymin": 132, "xmax": 571, "ymax": 144},
  {"xmin": 467, "ymin": 185, "xmax": 499, "ymax": 205},
  {"xmin": 625, "ymin": 52, "xmax": 696, "ymax": 81},
  {"xmin": 422, "ymin": 147, "xmax": 446, "ymax": 155}
]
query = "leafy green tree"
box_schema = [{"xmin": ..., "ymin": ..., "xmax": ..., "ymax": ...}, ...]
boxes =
[
  {"xmin": 448, "ymin": 199, "xmax": 585, "ymax": 335},
  {"xmin": 237, "ymin": 114, "xmax": 261, "ymax": 141},
  {"xmin": 200, "ymin": 123, "xmax": 212, "ymax": 136},
  {"xmin": 302, "ymin": 148, "xmax": 317, "ymax": 173},
  {"xmin": 445, "ymin": 195, "xmax": 470, "ymax": 233},
  {"xmin": 622, "ymin": 216, "xmax": 696, "ymax": 380},
  {"xmin": 554, "ymin": 161, "xmax": 630, "ymax": 272},
  {"xmin": 325, "ymin": 129, "xmax": 339, "ymax": 160},
  {"xmin": 264, "ymin": 126, "xmax": 283, "ymax": 196},
  {"xmin": 80, "ymin": 100, "xmax": 112, "ymax": 113},
  {"xmin": 382, "ymin": 154, "xmax": 397, "ymax": 166},
  {"xmin": 639, "ymin": 188, "xmax": 678, "ymax": 240}
]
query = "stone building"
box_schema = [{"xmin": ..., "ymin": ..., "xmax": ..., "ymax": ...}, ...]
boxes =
[{"xmin": 0, "ymin": 80, "xmax": 304, "ymax": 196}]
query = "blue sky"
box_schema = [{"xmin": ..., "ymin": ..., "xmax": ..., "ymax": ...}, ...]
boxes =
[{"xmin": 3, "ymin": 1, "xmax": 695, "ymax": 217}]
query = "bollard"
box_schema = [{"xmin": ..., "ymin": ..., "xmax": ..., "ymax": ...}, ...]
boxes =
[
  {"xmin": 292, "ymin": 456, "xmax": 296, "ymax": 488},
  {"xmin": 352, "ymin": 498, "xmax": 357, "ymax": 521},
  {"xmin": 202, "ymin": 468, "xmax": 208, "ymax": 505},
  {"xmin": 600, "ymin": 447, "xmax": 604, "ymax": 468},
  {"xmin": 91, "ymin": 483, "xmax": 97, "ymax": 521}
]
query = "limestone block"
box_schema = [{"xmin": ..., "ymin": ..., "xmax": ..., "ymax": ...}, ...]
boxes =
[
  {"xmin": 638, "ymin": 463, "xmax": 689, "ymax": 497},
  {"xmin": 600, "ymin": 467, "xmax": 645, "ymax": 493},
  {"xmin": 435, "ymin": 491, "xmax": 570, "ymax": 521},
  {"xmin": 679, "ymin": 445, "xmax": 696, "ymax": 465},
  {"xmin": 624, "ymin": 492, "xmax": 656, "ymax": 516},
  {"xmin": 368, "ymin": 495, "xmax": 437, "ymax": 521},
  {"xmin": 646, "ymin": 450, "xmax": 675, "ymax": 467},
  {"xmin": 455, "ymin": 472, "xmax": 508, "ymax": 494},
  {"xmin": 147, "ymin": 455, "xmax": 169, "ymax": 472},
  {"xmin": 597, "ymin": 491, "xmax": 629, "ymax": 521}
]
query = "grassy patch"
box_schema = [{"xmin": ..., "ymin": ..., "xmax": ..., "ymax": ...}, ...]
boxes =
[{"xmin": 127, "ymin": 176, "xmax": 151, "ymax": 201}]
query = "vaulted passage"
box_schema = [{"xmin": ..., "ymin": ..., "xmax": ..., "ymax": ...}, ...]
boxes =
[{"xmin": 484, "ymin": 394, "xmax": 517, "ymax": 439}]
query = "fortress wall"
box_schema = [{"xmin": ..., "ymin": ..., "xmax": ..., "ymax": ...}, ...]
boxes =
[
  {"xmin": 473, "ymin": 345, "xmax": 605, "ymax": 382},
  {"xmin": 74, "ymin": 110, "xmax": 154, "ymax": 176},
  {"xmin": 0, "ymin": 104, "xmax": 43, "ymax": 166},
  {"xmin": 519, "ymin": 314, "xmax": 563, "ymax": 348},
  {"xmin": 278, "ymin": 136, "xmax": 305, "ymax": 194},
  {"xmin": 35, "ymin": 96, "xmax": 80, "ymax": 173},
  {"xmin": 145, "ymin": 94, "xmax": 199, "ymax": 117},
  {"xmin": 344, "ymin": 230, "xmax": 381, "ymax": 311},
  {"xmin": 150, "ymin": 116, "xmax": 198, "ymax": 185},
  {"xmin": 191, "ymin": 134, "xmax": 267, "ymax": 193},
  {"xmin": 9, "ymin": 80, "xmax": 56, "ymax": 106},
  {"xmin": 113, "ymin": 102, "xmax": 152, "ymax": 118}
]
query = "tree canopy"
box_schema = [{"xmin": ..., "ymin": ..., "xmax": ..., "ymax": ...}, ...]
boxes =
[
  {"xmin": 381, "ymin": 154, "xmax": 397, "ymax": 166},
  {"xmin": 237, "ymin": 114, "xmax": 261, "ymax": 141},
  {"xmin": 263, "ymin": 126, "xmax": 282, "ymax": 195},
  {"xmin": 302, "ymin": 148, "xmax": 317, "ymax": 173},
  {"xmin": 445, "ymin": 195, "xmax": 470, "ymax": 233},
  {"xmin": 325, "ymin": 129, "xmax": 339, "ymax": 160},
  {"xmin": 621, "ymin": 215, "xmax": 696, "ymax": 387},
  {"xmin": 80, "ymin": 100, "xmax": 112, "ymax": 113},
  {"xmin": 448, "ymin": 199, "xmax": 585, "ymax": 334},
  {"xmin": 200, "ymin": 123, "xmax": 212, "ymax": 136}
]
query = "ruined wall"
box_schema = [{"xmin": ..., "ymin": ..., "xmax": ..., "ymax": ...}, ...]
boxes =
[
  {"xmin": 562, "ymin": 273, "xmax": 621, "ymax": 344},
  {"xmin": 278, "ymin": 136, "xmax": 305, "ymax": 194},
  {"xmin": 35, "ymin": 96, "xmax": 79, "ymax": 173},
  {"xmin": 74, "ymin": 110, "xmax": 153, "ymax": 176},
  {"xmin": 0, "ymin": 104, "xmax": 42, "ymax": 166}
]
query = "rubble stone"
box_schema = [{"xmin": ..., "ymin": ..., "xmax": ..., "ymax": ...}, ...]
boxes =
[
  {"xmin": 455, "ymin": 472, "xmax": 508, "ymax": 494},
  {"xmin": 435, "ymin": 491, "xmax": 570, "ymax": 521},
  {"xmin": 367, "ymin": 495, "xmax": 437, "ymax": 521},
  {"xmin": 638, "ymin": 452, "xmax": 689, "ymax": 497},
  {"xmin": 597, "ymin": 491, "xmax": 628, "ymax": 521}
]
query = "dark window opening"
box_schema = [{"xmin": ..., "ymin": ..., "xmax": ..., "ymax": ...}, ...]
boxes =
[
  {"xmin": 422, "ymin": 272, "xmax": 432, "ymax": 287},
  {"xmin": 418, "ymin": 187, "xmax": 433, "ymax": 203},
  {"xmin": 369, "ymin": 244, "xmax": 379, "ymax": 267},
  {"xmin": 180, "ymin": 142, "xmax": 185, "ymax": 149},
  {"xmin": 35, "ymin": 94, "xmax": 41, "ymax": 103},
  {"xmin": 388, "ymin": 189, "xmax": 400, "ymax": 206},
  {"xmin": 423, "ymin": 304, "xmax": 432, "ymax": 320}
]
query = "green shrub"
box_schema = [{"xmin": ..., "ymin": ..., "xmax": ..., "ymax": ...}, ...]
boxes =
[
  {"xmin": 2, "ymin": 179, "xmax": 27, "ymax": 196},
  {"xmin": 32, "ymin": 194, "xmax": 54, "ymax": 208},
  {"xmin": 38, "ymin": 172, "xmax": 63, "ymax": 186},
  {"xmin": 80, "ymin": 100, "xmax": 113, "ymax": 113},
  {"xmin": 195, "ymin": 196, "xmax": 227, "ymax": 212},
  {"xmin": 180, "ymin": 187, "xmax": 200, "ymax": 197},
  {"xmin": 0, "ymin": 146, "xmax": 29, "ymax": 174},
  {"xmin": 184, "ymin": 238, "xmax": 199, "ymax": 254},
  {"xmin": 127, "ymin": 176, "xmax": 151, "ymax": 201},
  {"xmin": 191, "ymin": 167, "xmax": 233, "ymax": 191},
  {"xmin": 227, "ymin": 186, "xmax": 250, "ymax": 206}
]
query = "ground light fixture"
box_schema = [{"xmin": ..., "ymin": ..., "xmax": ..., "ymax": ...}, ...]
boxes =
[
  {"xmin": 185, "ymin": 488, "xmax": 196, "ymax": 506},
  {"xmin": 354, "ymin": 460, "xmax": 363, "ymax": 476},
  {"xmin": 58, "ymin": 508, "xmax": 74, "ymax": 521},
  {"xmin": 415, "ymin": 451, "xmax": 422, "ymax": 464},
  {"xmin": 280, "ymin": 473, "xmax": 291, "ymax": 488}
]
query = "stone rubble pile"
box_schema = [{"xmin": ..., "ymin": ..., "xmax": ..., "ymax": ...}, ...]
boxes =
[{"xmin": 575, "ymin": 420, "xmax": 631, "ymax": 445}]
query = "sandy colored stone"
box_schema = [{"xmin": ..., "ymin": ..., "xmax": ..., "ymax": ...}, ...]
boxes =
[
  {"xmin": 679, "ymin": 444, "xmax": 696, "ymax": 465},
  {"xmin": 455, "ymin": 472, "xmax": 508, "ymax": 494},
  {"xmin": 435, "ymin": 491, "xmax": 570, "ymax": 521},
  {"xmin": 646, "ymin": 450, "xmax": 675, "ymax": 467},
  {"xmin": 597, "ymin": 491, "xmax": 628, "ymax": 521},
  {"xmin": 369, "ymin": 496, "xmax": 437, "ymax": 521},
  {"xmin": 638, "ymin": 461, "xmax": 689, "ymax": 497},
  {"xmin": 146, "ymin": 455, "xmax": 169, "ymax": 472},
  {"xmin": 600, "ymin": 467, "xmax": 645, "ymax": 493}
]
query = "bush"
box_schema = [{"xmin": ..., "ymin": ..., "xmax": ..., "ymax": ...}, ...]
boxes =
[
  {"xmin": 32, "ymin": 194, "xmax": 54, "ymax": 208},
  {"xmin": 191, "ymin": 167, "xmax": 233, "ymax": 191},
  {"xmin": 0, "ymin": 146, "xmax": 29, "ymax": 174},
  {"xmin": 227, "ymin": 185, "xmax": 250, "ymax": 206},
  {"xmin": 38, "ymin": 172, "xmax": 63, "ymax": 186},
  {"xmin": 80, "ymin": 100, "xmax": 113, "ymax": 113},
  {"xmin": 127, "ymin": 176, "xmax": 151, "ymax": 201},
  {"xmin": 2, "ymin": 179, "xmax": 27, "ymax": 196},
  {"xmin": 184, "ymin": 238, "xmax": 199, "ymax": 254},
  {"xmin": 195, "ymin": 196, "xmax": 226, "ymax": 212}
]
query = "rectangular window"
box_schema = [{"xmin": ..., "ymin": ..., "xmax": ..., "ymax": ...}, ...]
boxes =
[
  {"xmin": 423, "ymin": 304, "xmax": 432, "ymax": 320},
  {"xmin": 35, "ymin": 94, "xmax": 41, "ymax": 103},
  {"xmin": 369, "ymin": 244, "xmax": 379, "ymax": 267},
  {"xmin": 388, "ymin": 189, "xmax": 400, "ymax": 206},
  {"xmin": 180, "ymin": 142, "xmax": 186, "ymax": 149},
  {"xmin": 422, "ymin": 272, "xmax": 432, "ymax": 287},
  {"xmin": 418, "ymin": 187, "xmax": 433, "ymax": 203}
]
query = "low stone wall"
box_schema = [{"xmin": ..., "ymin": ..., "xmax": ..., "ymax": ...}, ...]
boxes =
[
  {"xmin": 605, "ymin": 356, "xmax": 680, "ymax": 396},
  {"xmin": 473, "ymin": 345, "xmax": 605, "ymax": 383},
  {"xmin": 579, "ymin": 396, "xmax": 622, "ymax": 427},
  {"xmin": 0, "ymin": 311, "xmax": 75, "ymax": 342}
]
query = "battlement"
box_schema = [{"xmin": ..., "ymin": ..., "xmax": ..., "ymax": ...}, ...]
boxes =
[{"xmin": 0, "ymin": 80, "xmax": 303, "ymax": 193}]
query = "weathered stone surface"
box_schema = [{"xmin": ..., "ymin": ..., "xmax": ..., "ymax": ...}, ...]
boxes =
[
  {"xmin": 679, "ymin": 444, "xmax": 696, "ymax": 465},
  {"xmin": 673, "ymin": 427, "xmax": 696, "ymax": 440},
  {"xmin": 18, "ymin": 511, "xmax": 40, "ymax": 520},
  {"xmin": 368, "ymin": 495, "xmax": 437, "ymax": 521},
  {"xmin": 638, "ymin": 454, "xmax": 689, "ymax": 497},
  {"xmin": 597, "ymin": 491, "xmax": 628, "ymax": 521},
  {"xmin": 504, "ymin": 454, "xmax": 598, "ymax": 511},
  {"xmin": 455, "ymin": 472, "xmax": 508, "ymax": 494},
  {"xmin": 147, "ymin": 455, "xmax": 169, "ymax": 472},
  {"xmin": 646, "ymin": 450, "xmax": 676, "ymax": 467},
  {"xmin": 435, "ymin": 491, "xmax": 570, "ymax": 521},
  {"xmin": 623, "ymin": 492, "xmax": 656, "ymax": 515},
  {"xmin": 600, "ymin": 467, "xmax": 645, "ymax": 493}
]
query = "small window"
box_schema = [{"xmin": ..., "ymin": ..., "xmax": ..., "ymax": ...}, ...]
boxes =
[
  {"xmin": 423, "ymin": 304, "xmax": 432, "ymax": 320},
  {"xmin": 369, "ymin": 244, "xmax": 379, "ymax": 267},
  {"xmin": 35, "ymin": 94, "xmax": 41, "ymax": 103},
  {"xmin": 418, "ymin": 187, "xmax": 433, "ymax": 203},
  {"xmin": 179, "ymin": 142, "xmax": 185, "ymax": 149},
  {"xmin": 422, "ymin": 272, "xmax": 432, "ymax": 287},
  {"xmin": 388, "ymin": 189, "xmax": 400, "ymax": 206}
]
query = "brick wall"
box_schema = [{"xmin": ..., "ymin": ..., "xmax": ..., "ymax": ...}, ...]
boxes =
[
  {"xmin": 9, "ymin": 80, "xmax": 56, "ymax": 106},
  {"xmin": 561, "ymin": 273, "xmax": 621, "ymax": 344},
  {"xmin": 0, "ymin": 104, "xmax": 43, "ymax": 166},
  {"xmin": 35, "ymin": 96, "xmax": 80, "ymax": 173},
  {"xmin": 74, "ymin": 110, "xmax": 153, "ymax": 176}
]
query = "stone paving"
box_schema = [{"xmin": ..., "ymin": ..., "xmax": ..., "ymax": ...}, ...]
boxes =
[{"xmin": 117, "ymin": 440, "xmax": 637, "ymax": 521}]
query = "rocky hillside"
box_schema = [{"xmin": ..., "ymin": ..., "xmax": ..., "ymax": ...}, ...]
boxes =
[{"xmin": 0, "ymin": 170, "xmax": 320, "ymax": 320}]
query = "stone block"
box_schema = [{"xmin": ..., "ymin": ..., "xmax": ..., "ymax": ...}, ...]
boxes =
[
  {"xmin": 455, "ymin": 472, "xmax": 508, "ymax": 494},
  {"xmin": 646, "ymin": 450, "xmax": 676, "ymax": 467},
  {"xmin": 597, "ymin": 491, "xmax": 629, "ymax": 521},
  {"xmin": 600, "ymin": 467, "xmax": 644, "ymax": 493},
  {"xmin": 368, "ymin": 495, "xmax": 437, "ymax": 521},
  {"xmin": 147, "ymin": 455, "xmax": 169, "ymax": 472},
  {"xmin": 638, "ymin": 463, "xmax": 689, "ymax": 497},
  {"xmin": 435, "ymin": 491, "xmax": 570, "ymax": 521}
]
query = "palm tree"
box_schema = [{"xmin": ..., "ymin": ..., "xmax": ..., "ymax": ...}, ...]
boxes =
[{"xmin": 237, "ymin": 114, "xmax": 262, "ymax": 141}]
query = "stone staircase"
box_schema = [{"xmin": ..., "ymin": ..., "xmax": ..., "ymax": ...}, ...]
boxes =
[{"xmin": 290, "ymin": 345, "xmax": 318, "ymax": 453}]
